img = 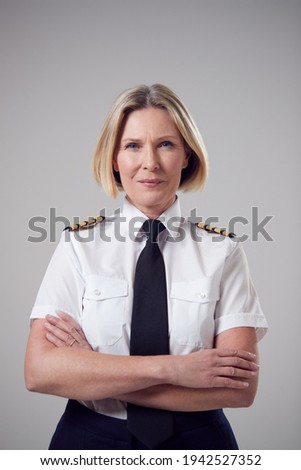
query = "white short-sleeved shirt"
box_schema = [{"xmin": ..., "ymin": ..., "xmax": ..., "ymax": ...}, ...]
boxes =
[{"xmin": 30, "ymin": 197, "xmax": 268, "ymax": 419}]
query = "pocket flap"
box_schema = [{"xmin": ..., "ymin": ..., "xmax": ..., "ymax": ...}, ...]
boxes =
[
  {"xmin": 84, "ymin": 275, "xmax": 128, "ymax": 300},
  {"xmin": 170, "ymin": 277, "xmax": 220, "ymax": 303}
]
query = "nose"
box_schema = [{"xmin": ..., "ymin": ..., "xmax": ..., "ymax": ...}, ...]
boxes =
[{"xmin": 142, "ymin": 145, "xmax": 160, "ymax": 171}]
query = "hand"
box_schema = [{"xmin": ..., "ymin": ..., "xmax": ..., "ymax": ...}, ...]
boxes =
[
  {"xmin": 170, "ymin": 348, "xmax": 259, "ymax": 390},
  {"xmin": 44, "ymin": 312, "xmax": 93, "ymax": 350}
]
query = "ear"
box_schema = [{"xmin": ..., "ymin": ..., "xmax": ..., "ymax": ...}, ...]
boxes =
[
  {"xmin": 182, "ymin": 153, "xmax": 190, "ymax": 169},
  {"xmin": 113, "ymin": 158, "xmax": 119, "ymax": 172}
]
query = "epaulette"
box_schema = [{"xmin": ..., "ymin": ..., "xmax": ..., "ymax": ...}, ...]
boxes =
[
  {"xmin": 196, "ymin": 222, "xmax": 236, "ymax": 238},
  {"xmin": 64, "ymin": 216, "xmax": 105, "ymax": 232}
]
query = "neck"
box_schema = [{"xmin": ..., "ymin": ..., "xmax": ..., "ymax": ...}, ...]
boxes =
[{"xmin": 126, "ymin": 196, "xmax": 176, "ymax": 219}]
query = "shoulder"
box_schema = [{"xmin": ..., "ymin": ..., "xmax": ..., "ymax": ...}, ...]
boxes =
[
  {"xmin": 194, "ymin": 222, "xmax": 236, "ymax": 239},
  {"xmin": 59, "ymin": 214, "xmax": 108, "ymax": 257},
  {"xmin": 189, "ymin": 221, "xmax": 239, "ymax": 258},
  {"xmin": 64, "ymin": 215, "xmax": 105, "ymax": 232}
]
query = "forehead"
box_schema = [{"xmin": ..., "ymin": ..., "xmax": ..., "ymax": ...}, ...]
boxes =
[{"xmin": 120, "ymin": 107, "xmax": 181, "ymax": 138}]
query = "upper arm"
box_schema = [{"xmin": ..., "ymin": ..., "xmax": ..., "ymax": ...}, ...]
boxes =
[
  {"xmin": 215, "ymin": 326, "xmax": 259, "ymax": 406},
  {"xmin": 24, "ymin": 319, "xmax": 55, "ymax": 390},
  {"xmin": 30, "ymin": 233, "xmax": 85, "ymax": 323},
  {"xmin": 214, "ymin": 326, "xmax": 258, "ymax": 356},
  {"xmin": 215, "ymin": 243, "xmax": 268, "ymax": 342}
]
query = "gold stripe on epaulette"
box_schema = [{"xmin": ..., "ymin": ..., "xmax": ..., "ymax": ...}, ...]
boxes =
[
  {"xmin": 196, "ymin": 222, "xmax": 236, "ymax": 238},
  {"xmin": 65, "ymin": 216, "xmax": 105, "ymax": 232}
]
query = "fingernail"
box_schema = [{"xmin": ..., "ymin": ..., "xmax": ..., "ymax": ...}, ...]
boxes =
[{"xmin": 46, "ymin": 314, "xmax": 57, "ymax": 323}]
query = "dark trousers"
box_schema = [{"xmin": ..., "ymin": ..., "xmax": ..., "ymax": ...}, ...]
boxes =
[{"xmin": 49, "ymin": 399, "xmax": 238, "ymax": 450}]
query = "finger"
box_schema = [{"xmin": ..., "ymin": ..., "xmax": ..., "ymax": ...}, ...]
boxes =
[
  {"xmin": 45, "ymin": 331, "xmax": 66, "ymax": 348},
  {"xmin": 70, "ymin": 338, "xmax": 92, "ymax": 350},
  {"xmin": 65, "ymin": 335, "xmax": 77, "ymax": 347},
  {"xmin": 217, "ymin": 349, "xmax": 257, "ymax": 361},
  {"xmin": 57, "ymin": 313, "xmax": 90, "ymax": 346},
  {"xmin": 216, "ymin": 366, "xmax": 258, "ymax": 379},
  {"xmin": 58, "ymin": 311, "xmax": 74, "ymax": 321},
  {"xmin": 45, "ymin": 314, "xmax": 60, "ymax": 326},
  {"xmin": 55, "ymin": 313, "xmax": 87, "ymax": 342},
  {"xmin": 211, "ymin": 376, "xmax": 250, "ymax": 389},
  {"xmin": 45, "ymin": 315, "xmax": 73, "ymax": 337},
  {"xmin": 58, "ymin": 312, "xmax": 81, "ymax": 331},
  {"xmin": 45, "ymin": 315, "xmax": 91, "ymax": 349},
  {"xmin": 46, "ymin": 314, "xmax": 73, "ymax": 333},
  {"xmin": 46, "ymin": 314, "xmax": 79, "ymax": 339},
  {"xmin": 68, "ymin": 327, "xmax": 86, "ymax": 345},
  {"xmin": 218, "ymin": 356, "xmax": 259, "ymax": 372},
  {"xmin": 44, "ymin": 321, "xmax": 71, "ymax": 342}
]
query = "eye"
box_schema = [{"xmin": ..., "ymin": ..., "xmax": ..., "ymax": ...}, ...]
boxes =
[
  {"xmin": 125, "ymin": 142, "xmax": 140, "ymax": 150},
  {"xmin": 159, "ymin": 141, "xmax": 174, "ymax": 148}
]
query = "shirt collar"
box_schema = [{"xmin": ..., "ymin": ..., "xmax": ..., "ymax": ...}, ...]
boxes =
[{"xmin": 119, "ymin": 196, "xmax": 184, "ymax": 240}]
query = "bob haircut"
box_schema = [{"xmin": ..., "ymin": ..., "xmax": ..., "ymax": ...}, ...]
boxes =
[{"xmin": 92, "ymin": 84, "xmax": 208, "ymax": 198}]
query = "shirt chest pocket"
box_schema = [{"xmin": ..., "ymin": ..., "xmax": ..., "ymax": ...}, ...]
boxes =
[
  {"xmin": 170, "ymin": 278, "xmax": 220, "ymax": 350},
  {"xmin": 82, "ymin": 275, "xmax": 128, "ymax": 348}
]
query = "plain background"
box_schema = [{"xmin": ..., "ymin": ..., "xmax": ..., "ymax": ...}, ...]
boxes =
[{"xmin": 1, "ymin": 0, "xmax": 300, "ymax": 449}]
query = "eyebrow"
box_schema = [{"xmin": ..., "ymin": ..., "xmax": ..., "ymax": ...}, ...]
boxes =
[
  {"xmin": 120, "ymin": 138, "xmax": 143, "ymax": 144},
  {"xmin": 120, "ymin": 135, "xmax": 181, "ymax": 143}
]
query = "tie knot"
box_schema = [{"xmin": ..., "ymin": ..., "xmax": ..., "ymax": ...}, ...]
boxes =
[{"xmin": 142, "ymin": 219, "xmax": 165, "ymax": 242}]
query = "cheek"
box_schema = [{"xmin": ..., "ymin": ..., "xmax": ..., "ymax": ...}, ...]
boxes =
[
  {"xmin": 164, "ymin": 159, "xmax": 186, "ymax": 179},
  {"xmin": 114, "ymin": 154, "xmax": 127, "ymax": 173},
  {"xmin": 115, "ymin": 155, "xmax": 138, "ymax": 180}
]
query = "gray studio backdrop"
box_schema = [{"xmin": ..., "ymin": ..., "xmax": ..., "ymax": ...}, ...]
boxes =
[{"xmin": 1, "ymin": 0, "xmax": 300, "ymax": 449}]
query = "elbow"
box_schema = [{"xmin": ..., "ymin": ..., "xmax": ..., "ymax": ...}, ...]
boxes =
[
  {"xmin": 25, "ymin": 375, "xmax": 38, "ymax": 393},
  {"xmin": 24, "ymin": 362, "xmax": 41, "ymax": 393},
  {"xmin": 240, "ymin": 391, "xmax": 255, "ymax": 408},
  {"xmin": 225, "ymin": 380, "xmax": 258, "ymax": 409},
  {"xmin": 228, "ymin": 391, "xmax": 255, "ymax": 409},
  {"xmin": 25, "ymin": 319, "xmax": 57, "ymax": 394},
  {"xmin": 24, "ymin": 355, "xmax": 49, "ymax": 394},
  {"xmin": 237, "ymin": 381, "xmax": 257, "ymax": 408}
]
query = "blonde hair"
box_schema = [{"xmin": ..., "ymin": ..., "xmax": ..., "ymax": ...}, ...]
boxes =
[{"xmin": 92, "ymin": 84, "xmax": 208, "ymax": 198}]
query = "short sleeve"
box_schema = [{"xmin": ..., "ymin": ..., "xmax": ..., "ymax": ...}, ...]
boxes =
[
  {"xmin": 30, "ymin": 232, "xmax": 85, "ymax": 323},
  {"xmin": 214, "ymin": 242, "xmax": 268, "ymax": 341}
]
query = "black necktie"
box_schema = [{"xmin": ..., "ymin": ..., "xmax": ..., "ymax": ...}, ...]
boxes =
[{"xmin": 127, "ymin": 219, "xmax": 173, "ymax": 448}]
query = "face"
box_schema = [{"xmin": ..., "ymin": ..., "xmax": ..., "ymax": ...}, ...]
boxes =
[{"xmin": 113, "ymin": 107, "xmax": 189, "ymax": 218}]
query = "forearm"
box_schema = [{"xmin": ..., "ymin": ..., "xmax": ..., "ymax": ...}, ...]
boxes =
[
  {"xmin": 115, "ymin": 376, "xmax": 258, "ymax": 411},
  {"xmin": 25, "ymin": 320, "xmax": 168, "ymax": 400},
  {"xmin": 25, "ymin": 347, "xmax": 172, "ymax": 401},
  {"xmin": 25, "ymin": 319, "xmax": 258, "ymax": 402},
  {"xmin": 116, "ymin": 327, "xmax": 260, "ymax": 411}
]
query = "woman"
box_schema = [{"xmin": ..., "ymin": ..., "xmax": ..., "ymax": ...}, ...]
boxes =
[{"xmin": 25, "ymin": 84, "xmax": 268, "ymax": 450}]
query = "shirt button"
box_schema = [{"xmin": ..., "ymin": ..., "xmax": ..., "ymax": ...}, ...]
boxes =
[
  {"xmin": 93, "ymin": 289, "xmax": 101, "ymax": 296},
  {"xmin": 199, "ymin": 292, "xmax": 206, "ymax": 299}
]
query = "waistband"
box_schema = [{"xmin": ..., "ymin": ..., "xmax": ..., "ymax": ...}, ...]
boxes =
[{"xmin": 63, "ymin": 399, "xmax": 224, "ymax": 436}]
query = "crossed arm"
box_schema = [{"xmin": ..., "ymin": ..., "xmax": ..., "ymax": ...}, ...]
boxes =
[{"xmin": 25, "ymin": 313, "xmax": 259, "ymax": 412}]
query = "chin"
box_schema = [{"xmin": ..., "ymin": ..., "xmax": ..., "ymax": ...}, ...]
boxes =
[
  {"xmin": 135, "ymin": 192, "xmax": 174, "ymax": 212},
  {"xmin": 138, "ymin": 195, "xmax": 164, "ymax": 208}
]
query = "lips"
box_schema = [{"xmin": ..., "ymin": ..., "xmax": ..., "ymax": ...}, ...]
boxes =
[{"xmin": 138, "ymin": 179, "xmax": 164, "ymax": 188}]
